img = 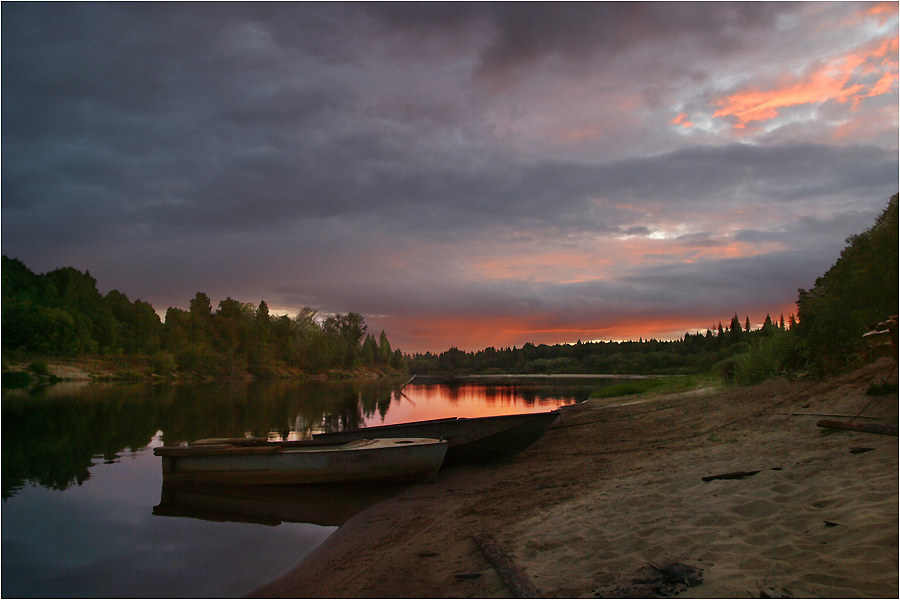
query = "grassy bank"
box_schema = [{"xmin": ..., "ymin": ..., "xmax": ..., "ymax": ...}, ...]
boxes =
[{"xmin": 591, "ymin": 372, "xmax": 720, "ymax": 398}]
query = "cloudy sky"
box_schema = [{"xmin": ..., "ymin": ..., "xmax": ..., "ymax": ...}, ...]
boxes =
[{"xmin": 3, "ymin": 2, "xmax": 898, "ymax": 353}]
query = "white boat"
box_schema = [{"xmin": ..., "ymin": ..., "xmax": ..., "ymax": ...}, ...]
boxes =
[{"xmin": 153, "ymin": 437, "xmax": 448, "ymax": 485}]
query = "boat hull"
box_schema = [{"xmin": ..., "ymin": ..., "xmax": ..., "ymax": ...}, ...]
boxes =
[
  {"xmin": 154, "ymin": 438, "xmax": 448, "ymax": 485},
  {"xmin": 313, "ymin": 411, "xmax": 559, "ymax": 462}
]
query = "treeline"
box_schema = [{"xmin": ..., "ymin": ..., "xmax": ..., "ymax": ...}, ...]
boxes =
[
  {"xmin": 1, "ymin": 256, "xmax": 405, "ymax": 379},
  {"xmin": 794, "ymin": 193, "xmax": 898, "ymax": 372},
  {"xmin": 411, "ymin": 193, "xmax": 899, "ymax": 380},
  {"xmin": 408, "ymin": 313, "xmax": 793, "ymax": 377}
]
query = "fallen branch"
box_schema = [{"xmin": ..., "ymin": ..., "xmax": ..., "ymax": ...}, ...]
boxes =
[
  {"xmin": 782, "ymin": 412, "xmax": 881, "ymax": 419},
  {"xmin": 473, "ymin": 533, "xmax": 539, "ymax": 599},
  {"xmin": 702, "ymin": 467, "xmax": 781, "ymax": 482},
  {"xmin": 816, "ymin": 420, "xmax": 898, "ymax": 436}
]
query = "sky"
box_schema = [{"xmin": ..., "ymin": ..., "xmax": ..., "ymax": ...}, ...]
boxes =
[{"xmin": 3, "ymin": 2, "xmax": 898, "ymax": 354}]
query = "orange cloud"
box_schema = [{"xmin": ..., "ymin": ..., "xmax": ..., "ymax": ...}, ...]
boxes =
[
  {"xmin": 864, "ymin": 1, "xmax": 898, "ymax": 24},
  {"xmin": 463, "ymin": 233, "xmax": 788, "ymax": 287},
  {"xmin": 713, "ymin": 33, "xmax": 898, "ymax": 129},
  {"xmin": 468, "ymin": 251, "xmax": 615, "ymax": 283},
  {"xmin": 670, "ymin": 112, "xmax": 693, "ymax": 128}
]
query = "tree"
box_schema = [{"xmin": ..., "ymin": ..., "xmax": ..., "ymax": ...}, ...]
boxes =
[
  {"xmin": 728, "ymin": 313, "xmax": 743, "ymax": 344},
  {"xmin": 323, "ymin": 312, "xmax": 368, "ymax": 368},
  {"xmin": 361, "ymin": 334, "xmax": 378, "ymax": 365},
  {"xmin": 795, "ymin": 194, "xmax": 898, "ymax": 371},
  {"xmin": 377, "ymin": 330, "xmax": 393, "ymax": 364}
]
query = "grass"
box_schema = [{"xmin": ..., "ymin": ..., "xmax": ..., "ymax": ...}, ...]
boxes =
[{"xmin": 592, "ymin": 373, "xmax": 715, "ymax": 399}]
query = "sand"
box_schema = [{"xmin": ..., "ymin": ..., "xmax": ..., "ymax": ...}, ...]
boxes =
[{"xmin": 251, "ymin": 359, "xmax": 898, "ymax": 598}]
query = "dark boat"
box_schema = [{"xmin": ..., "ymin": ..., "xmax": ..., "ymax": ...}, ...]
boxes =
[{"xmin": 312, "ymin": 410, "xmax": 560, "ymax": 462}]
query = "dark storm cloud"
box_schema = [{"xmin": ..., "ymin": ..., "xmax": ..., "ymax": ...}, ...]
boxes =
[
  {"xmin": 6, "ymin": 2, "xmax": 888, "ymax": 250},
  {"xmin": 365, "ymin": 2, "xmax": 791, "ymax": 83}
]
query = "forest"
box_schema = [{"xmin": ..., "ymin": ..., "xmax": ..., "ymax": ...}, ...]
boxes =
[
  {"xmin": 3, "ymin": 194, "xmax": 896, "ymax": 383},
  {"xmin": 1, "ymin": 259, "xmax": 405, "ymax": 379}
]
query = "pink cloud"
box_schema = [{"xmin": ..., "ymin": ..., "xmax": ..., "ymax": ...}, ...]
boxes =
[
  {"xmin": 712, "ymin": 31, "xmax": 898, "ymax": 130},
  {"xmin": 671, "ymin": 112, "xmax": 693, "ymax": 128}
]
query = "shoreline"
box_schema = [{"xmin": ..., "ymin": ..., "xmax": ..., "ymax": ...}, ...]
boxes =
[
  {"xmin": 250, "ymin": 358, "xmax": 898, "ymax": 598},
  {"xmin": 1, "ymin": 356, "xmax": 408, "ymax": 387}
]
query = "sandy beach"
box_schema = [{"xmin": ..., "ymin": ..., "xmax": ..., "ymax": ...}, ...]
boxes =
[{"xmin": 251, "ymin": 358, "xmax": 898, "ymax": 598}]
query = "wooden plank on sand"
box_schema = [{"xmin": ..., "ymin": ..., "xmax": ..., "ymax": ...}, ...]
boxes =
[
  {"xmin": 474, "ymin": 533, "xmax": 539, "ymax": 599},
  {"xmin": 816, "ymin": 420, "xmax": 899, "ymax": 436}
]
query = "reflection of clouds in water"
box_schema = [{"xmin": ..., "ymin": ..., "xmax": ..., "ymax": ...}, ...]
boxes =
[
  {"xmin": 1, "ymin": 446, "xmax": 335, "ymax": 598},
  {"xmin": 2, "ymin": 379, "xmax": 587, "ymax": 597},
  {"xmin": 378, "ymin": 382, "xmax": 585, "ymax": 426}
]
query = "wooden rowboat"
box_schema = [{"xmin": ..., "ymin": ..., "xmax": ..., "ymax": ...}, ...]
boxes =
[
  {"xmin": 153, "ymin": 438, "xmax": 448, "ymax": 485},
  {"xmin": 312, "ymin": 410, "xmax": 560, "ymax": 463}
]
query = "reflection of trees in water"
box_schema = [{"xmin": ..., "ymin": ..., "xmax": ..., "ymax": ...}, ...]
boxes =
[
  {"xmin": 2, "ymin": 378, "xmax": 591, "ymax": 499},
  {"xmin": 2, "ymin": 384, "xmax": 165, "ymax": 499},
  {"xmin": 1, "ymin": 380, "xmax": 397, "ymax": 499}
]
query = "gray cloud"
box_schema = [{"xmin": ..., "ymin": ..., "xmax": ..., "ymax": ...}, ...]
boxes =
[{"xmin": 2, "ymin": 2, "xmax": 896, "ymax": 352}]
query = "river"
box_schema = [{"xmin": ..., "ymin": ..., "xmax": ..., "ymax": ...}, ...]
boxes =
[{"xmin": 1, "ymin": 376, "xmax": 615, "ymax": 598}]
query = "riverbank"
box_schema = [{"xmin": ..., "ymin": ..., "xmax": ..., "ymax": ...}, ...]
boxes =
[
  {"xmin": 1, "ymin": 356, "xmax": 407, "ymax": 386},
  {"xmin": 251, "ymin": 358, "xmax": 898, "ymax": 598}
]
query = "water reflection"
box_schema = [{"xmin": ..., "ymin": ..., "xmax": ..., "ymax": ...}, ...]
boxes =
[
  {"xmin": 1, "ymin": 379, "xmax": 401, "ymax": 499},
  {"xmin": 1, "ymin": 377, "xmax": 596, "ymax": 598},
  {"xmin": 154, "ymin": 482, "xmax": 407, "ymax": 527},
  {"xmin": 2, "ymin": 378, "xmax": 589, "ymax": 499}
]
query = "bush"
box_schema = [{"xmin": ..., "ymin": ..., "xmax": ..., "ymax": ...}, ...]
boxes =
[
  {"xmin": 151, "ymin": 352, "xmax": 177, "ymax": 376},
  {"xmin": 29, "ymin": 360, "xmax": 50, "ymax": 377},
  {"xmin": 732, "ymin": 329, "xmax": 799, "ymax": 385}
]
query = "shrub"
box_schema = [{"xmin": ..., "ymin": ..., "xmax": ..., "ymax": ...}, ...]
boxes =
[
  {"xmin": 29, "ymin": 360, "xmax": 50, "ymax": 377},
  {"xmin": 151, "ymin": 352, "xmax": 177, "ymax": 376},
  {"xmin": 732, "ymin": 329, "xmax": 799, "ymax": 385}
]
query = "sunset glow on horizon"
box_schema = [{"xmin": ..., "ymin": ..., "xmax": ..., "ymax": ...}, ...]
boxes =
[{"xmin": 3, "ymin": 3, "xmax": 897, "ymax": 354}]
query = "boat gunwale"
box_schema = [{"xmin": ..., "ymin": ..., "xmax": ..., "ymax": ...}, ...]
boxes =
[
  {"xmin": 312, "ymin": 410, "xmax": 559, "ymax": 443},
  {"xmin": 154, "ymin": 437, "xmax": 443, "ymax": 458}
]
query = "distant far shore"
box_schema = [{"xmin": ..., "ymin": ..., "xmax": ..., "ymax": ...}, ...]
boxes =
[
  {"xmin": 2, "ymin": 355, "xmax": 673, "ymax": 389},
  {"xmin": 1, "ymin": 355, "xmax": 408, "ymax": 387}
]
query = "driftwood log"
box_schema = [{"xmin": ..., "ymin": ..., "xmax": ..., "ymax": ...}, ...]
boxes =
[
  {"xmin": 473, "ymin": 533, "xmax": 539, "ymax": 598},
  {"xmin": 702, "ymin": 467, "xmax": 781, "ymax": 482},
  {"xmin": 816, "ymin": 420, "xmax": 898, "ymax": 436}
]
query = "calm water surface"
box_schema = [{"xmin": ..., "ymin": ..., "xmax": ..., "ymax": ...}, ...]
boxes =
[{"xmin": 2, "ymin": 377, "xmax": 605, "ymax": 598}]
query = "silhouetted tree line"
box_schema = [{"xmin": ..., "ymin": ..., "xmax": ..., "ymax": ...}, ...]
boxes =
[
  {"xmin": 407, "ymin": 313, "xmax": 794, "ymax": 377},
  {"xmin": 1, "ymin": 257, "xmax": 405, "ymax": 379},
  {"xmin": 411, "ymin": 194, "xmax": 899, "ymax": 379}
]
